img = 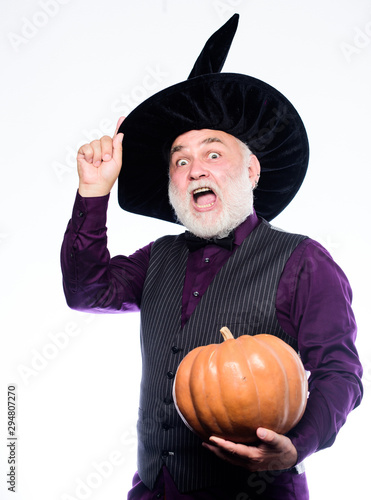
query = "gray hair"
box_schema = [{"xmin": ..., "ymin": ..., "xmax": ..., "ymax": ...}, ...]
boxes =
[{"xmin": 235, "ymin": 138, "xmax": 253, "ymax": 167}]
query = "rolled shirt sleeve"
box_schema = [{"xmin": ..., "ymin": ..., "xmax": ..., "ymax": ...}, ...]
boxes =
[{"xmin": 276, "ymin": 239, "xmax": 363, "ymax": 464}]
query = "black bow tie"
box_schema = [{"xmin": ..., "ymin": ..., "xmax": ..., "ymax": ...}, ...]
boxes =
[{"xmin": 184, "ymin": 230, "xmax": 235, "ymax": 252}]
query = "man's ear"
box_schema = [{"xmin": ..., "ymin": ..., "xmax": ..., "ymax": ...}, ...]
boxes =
[{"xmin": 248, "ymin": 155, "xmax": 261, "ymax": 187}]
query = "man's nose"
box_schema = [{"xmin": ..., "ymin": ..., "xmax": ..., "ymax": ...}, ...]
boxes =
[{"xmin": 188, "ymin": 159, "xmax": 209, "ymax": 180}]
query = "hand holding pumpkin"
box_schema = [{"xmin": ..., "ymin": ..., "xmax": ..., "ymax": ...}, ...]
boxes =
[{"xmin": 202, "ymin": 427, "xmax": 298, "ymax": 472}]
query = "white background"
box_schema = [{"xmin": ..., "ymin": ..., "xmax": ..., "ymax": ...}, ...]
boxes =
[{"xmin": 1, "ymin": 0, "xmax": 370, "ymax": 499}]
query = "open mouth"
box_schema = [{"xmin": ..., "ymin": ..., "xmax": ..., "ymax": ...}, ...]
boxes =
[{"xmin": 192, "ymin": 187, "xmax": 217, "ymax": 208}]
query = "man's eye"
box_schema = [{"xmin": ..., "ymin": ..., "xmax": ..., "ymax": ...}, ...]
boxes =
[
  {"xmin": 208, "ymin": 152, "xmax": 220, "ymax": 160},
  {"xmin": 176, "ymin": 159, "xmax": 189, "ymax": 167}
]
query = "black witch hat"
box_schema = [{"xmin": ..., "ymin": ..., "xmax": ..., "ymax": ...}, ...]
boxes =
[{"xmin": 117, "ymin": 14, "xmax": 309, "ymax": 223}]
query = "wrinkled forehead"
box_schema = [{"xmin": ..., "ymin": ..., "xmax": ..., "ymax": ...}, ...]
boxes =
[{"xmin": 170, "ymin": 128, "xmax": 240, "ymax": 153}]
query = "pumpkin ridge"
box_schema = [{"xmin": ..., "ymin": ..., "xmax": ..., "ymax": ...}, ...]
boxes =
[
  {"xmin": 213, "ymin": 340, "xmax": 237, "ymax": 437},
  {"xmin": 203, "ymin": 349, "xmax": 225, "ymax": 437},
  {"xmin": 191, "ymin": 346, "xmax": 224, "ymax": 438},
  {"xmin": 257, "ymin": 337, "xmax": 290, "ymax": 430},
  {"xmin": 243, "ymin": 338, "xmax": 261, "ymax": 432},
  {"xmin": 257, "ymin": 335, "xmax": 307, "ymax": 431},
  {"xmin": 174, "ymin": 346, "xmax": 206, "ymax": 436},
  {"xmin": 217, "ymin": 336, "xmax": 258, "ymax": 440},
  {"xmin": 189, "ymin": 347, "xmax": 211, "ymax": 437}
]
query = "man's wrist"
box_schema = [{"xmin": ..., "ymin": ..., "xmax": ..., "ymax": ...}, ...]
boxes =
[
  {"xmin": 78, "ymin": 184, "xmax": 111, "ymax": 198},
  {"xmin": 71, "ymin": 190, "xmax": 110, "ymax": 232}
]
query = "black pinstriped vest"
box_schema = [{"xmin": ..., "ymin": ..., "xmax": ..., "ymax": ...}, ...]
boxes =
[{"xmin": 137, "ymin": 219, "xmax": 307, "ymax": 493}]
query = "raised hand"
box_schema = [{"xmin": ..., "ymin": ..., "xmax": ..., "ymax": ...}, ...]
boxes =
[{"xmin": 77, "ymin": 116, "xmax": 125, "ymax": 197}]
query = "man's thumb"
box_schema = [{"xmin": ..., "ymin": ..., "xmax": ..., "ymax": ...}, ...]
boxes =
[{"xmin": 113, "ymin": 132, "xmax": 123, "ymax": 161}]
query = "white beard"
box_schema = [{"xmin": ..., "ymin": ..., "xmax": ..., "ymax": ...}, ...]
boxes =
[{"xmin": 168, "ymin": 167, "xmax": 254, "ymax": 239}]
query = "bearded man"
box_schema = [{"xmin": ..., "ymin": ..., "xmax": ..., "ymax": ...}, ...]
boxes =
[
  {"xmin": 168, "ymin": 130, "xmax": 259, "ymax": 238},
  {"xmin": 61, "ymin": 15, "xmax": 363, "ymax": 500}
]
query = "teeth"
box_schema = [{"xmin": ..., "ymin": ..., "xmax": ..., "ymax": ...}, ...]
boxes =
[
  {"xmin": 193, "ymin": 187, "xmax": 212, "ymax": 194},
  {"xmin": 197, "ymin": 202, "xmax": 214, "ymax": 208}
]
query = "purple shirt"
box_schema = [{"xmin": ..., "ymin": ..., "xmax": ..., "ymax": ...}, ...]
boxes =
[{"xmin": 61, "ymin": 192, "xmax": 363, "ymax": 499}]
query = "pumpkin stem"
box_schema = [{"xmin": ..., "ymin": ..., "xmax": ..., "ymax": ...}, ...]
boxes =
[{"xmin": 220, "ymin": 326, "xmax": 234, "ymax": 341}]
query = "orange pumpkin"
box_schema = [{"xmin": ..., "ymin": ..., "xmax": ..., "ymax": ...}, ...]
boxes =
[{"xmin": 173, "ymin": 327, "xmax": 308, "ymax": 443}]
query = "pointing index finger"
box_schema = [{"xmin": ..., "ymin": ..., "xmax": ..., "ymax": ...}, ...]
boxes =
[{"xmin": 114, "ymin": 116, "xmax": 125, "ymax": 137}]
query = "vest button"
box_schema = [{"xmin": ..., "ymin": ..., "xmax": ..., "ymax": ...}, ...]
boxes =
[
  {"xmin": 162, "ymin": 423, "xmax": 171, "ymax": 430},
  {"xmin": 193, "ymin": 291, "xmax": 200, "ymax": 297},
  {"xmin": 163, "ymin": 396, "xmax": 173, "ymax": 405},
  {"xmin": 167, "ymin": 371, "xmax": 175, "ymax": 379},
  {"xmin": 171, "ymin": 346, "xmax": 180, "ymax": 354}
]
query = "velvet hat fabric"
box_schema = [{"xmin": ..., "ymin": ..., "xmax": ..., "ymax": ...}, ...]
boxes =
[{"xmin": 117, "ymin": 14, "xmax": 309, "ymax": 223}]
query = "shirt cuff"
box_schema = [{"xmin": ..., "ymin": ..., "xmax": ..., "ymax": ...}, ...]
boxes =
[
  {"xmin": 286, "ymin": 420, "xmax": 320, "ymax": 466},
  {"xmin": 71, "ymin": 190, "xmax": 110, "ymax": 233}
]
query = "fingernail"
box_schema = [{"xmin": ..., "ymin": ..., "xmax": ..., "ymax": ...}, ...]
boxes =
[
  {"xmin": 209, "ymin": 436, "xmax": 222, "ymax": 444},
  {"xmin": 103, "ymin": 154, "xmax": 111, "ymax": 161}
]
